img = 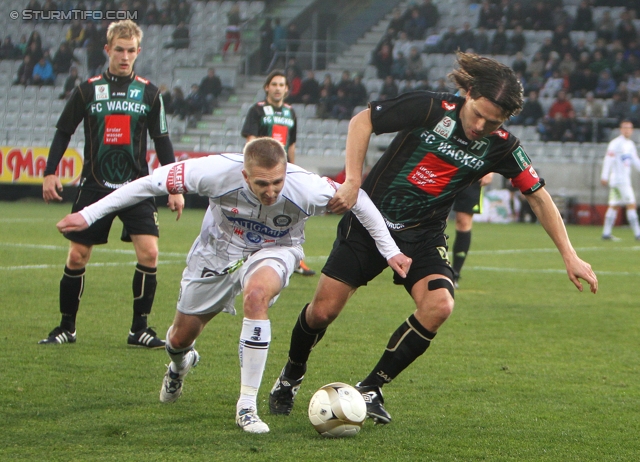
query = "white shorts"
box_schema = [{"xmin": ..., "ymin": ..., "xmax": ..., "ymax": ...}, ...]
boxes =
[
  {"xmin": 608, "ymin": 184, "xmax": 636, "ymax": 207},
  {"xmin": 176, "ymin": 239, "xmax": 303, "ymax": 316}
]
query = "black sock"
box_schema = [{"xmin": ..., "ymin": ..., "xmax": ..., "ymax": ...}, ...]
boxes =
[
  {"xmin": 452, "ymin": 230, "xmax": 472, "ymax": 276},
  {"xmin": 59, "ymin": 266, "xmax": 85, "ymax": 332},
  {"xmin": 360, "ymin": 314, "xmax": 436, "ymax": 388},
  {"xmin": 131, "ymin": 264, "xmax": 157, "ymax": 333},
  {"xmin": 284, "ymin": 304, "xmax": 326, "ymax": 380}
]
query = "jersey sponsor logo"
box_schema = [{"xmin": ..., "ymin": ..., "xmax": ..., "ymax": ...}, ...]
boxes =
[
  {"xmin": 407, "ymin": 153, "xmax": 458, "ymax": 196},
  {"xmin": 434, "ymin": 116, "xmax": 455, "ymax": 139},
  {"xmin": 273, "ymin": 214, "xmax": 292, "ymax": 227},
  {"xmin": 282, "ymin": 108, "xmax": 291, "ymax": 117},
  {"xmin": 95, "ymin": 84, "xmax": 109, "ymax": 101},
  {"xmin": 453, "ymin": 136, "xmax": 468, "ymax": 145},
  {"xmin": 234, "ymin": 228, "xmax": 244, "ymax": 236},
  {"xmin": 442, "ymin": 101, "xmax": 457, "ymax": 111},
  {"xmin": 166, "ymin": 162, "xmax": 187, "ymax": 194},
  {"xmin": 263, "ymin": 106, "xmax": 274, "ymax": 116},
  {"xmin": 512, "ymin": 146, "xmax": 532, "ymax": 171},
  {"xmin": 493, "ymin": 129, "xmax": 509, "ymax": 139},
  {"xmin": 468, "ymin": 138, "xmax": 490, "ymax": 157},
  {"xmin": 246, "ymin": 232, "xmax": 263, "ymax": 244},
  {"xmin": 324, "ymin": 177, "xmax": 338, "ymax": 191},
  {"xmin": 135, "ymin": 75, "xmax": 149, "ymax": 85},
  {"xmin": 384, "ymin": 217, "xmax": 406, "ymax": 230},
  {"xmin": 113, "ymin": 91, "xmax": 126, "ymax": 97},
  {"xmin": 436, "ymin": 246, "xmax": 451, "ymax": 264},
  {"xmin": 104, "ymin": 114, "xmax": 131, "ymax": 145},
  {"xmin": 226, "ymin": 216, "xmax": 291, "ymax": 238},
  {"xmin": 375, "ymin": 105, "xmax": 382, "ymax": 111},
  {"xmin": 128, "ymin": 87, "xmax": 143, "ymax": 101}
]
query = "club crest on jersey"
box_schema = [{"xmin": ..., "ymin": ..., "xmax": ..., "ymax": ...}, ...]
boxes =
[
  {"xmin": 434, "ymin": 116, "xmax": 455, "ymax": 139},
  {"xmin": 95, "ymin": 84, "xmax": 109, "ymax": 101},
  {"xmin": 245, "ymin": 232, "xmax": 262, "ymax": 244},
  {"xmin": 441, "ymin": 101, "xmax": 457, "ymax": 111},
  {"xmin": 273, "ymin": 214, "xmax": 292, "ymax": 227}
]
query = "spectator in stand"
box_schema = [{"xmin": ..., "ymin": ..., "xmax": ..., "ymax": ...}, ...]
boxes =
[
  {"xmin": 558, "ymin": 52, "xmax": 577, "ymax": 78},
  {"xmin": 419, "ymin": 0, "xmax": 440, "ymax": 31},
  {"xmin": 169, "ymin": 86, "xmax": 188, "ymax": 119},
  {"xmin": 432, "ymin": 77, "xmax": 449, "ymax": 92},
  {"xmin": 16, "ymin": 34, "xmax": 28, "ymax": 57},
  {"xmin": 537, "ymin": 37, "xmax": 554, "ymax": 63},
  {"xmin": 335, "ymin": 70, "xmax": 353, "ymax": 97},
  {"xmin": 319, "ymin": 73, "xmax": 336, "ymax": 98},
  {"xmin": 59, "ymin": 66, "xmax": 81, "ymax": 100},
  {"xmin": 548, "ymin": 90, "xmax": 575, "ymax": 119},
  {"xmin": 543, "ymin": 51, "xmax": 561, "ymax": 80},
  {"xmin": 14, "ymin": 55, "xmax": 34, "ymax": 86},
  {"xmin": 490, "ymin": 24, "xmax": 508, "ymax": 56},
  {"xmin": 379, "ymin": 75, "xmax": 399, "ymax": 101},
  {"xmin": 330, "ymin": 88, "xmax": 354, "ymax": 121},
  {"xmin": 259, "ymin": 18, "xmax": 273, "ymax": 73},
  {"xmin": 272, "ymin": 18, "xmax": 287, "ymax": 55},
  {"xmin": 27, "ymin": 30, "xmax": 42, "ymax": 54},
  {"xmin": 423, "ymin": 27, "xmax": 442, "ymax": 53},
  {"xmin": 477, "ymin": 1, "xmax": 498, "ymax": 30},
  {"xmin": 540, "ymin": 70, "xmax": 565, "ymax": 98},
  {"xmin": 0, "ymin": 36, "xmax": 21, "ymax": 60},
  {"xmin": 527, "ymin": 52, "xmax": 545, "ymax": 79},
  {"xmin": 66, "ymin": 19, "xmax": 86, "ymax": 49},
  {"xmin": 32, "ymin": 55, "xmax": 56, "ymax": 86},
  {"xmin": 25, "ymin": 41, "xmax": 43, "ymax": 66},
  {"xmin": 457, "ymin": 22, "xmax": 475, "ymax": 53},
  {"xmin": 527, "ymin": 1, "xmax": 554, "ymax": 31},
  {"xmin": 524, "ymin": 70, "xmax": 545, "ymax": 94},
  {"xmin": 390, "ymin": 51, "xmax": 407, "ymax": 80},
  {"xmin": 581, "ymin": 91, "xmax": 605, "ymax": 118},
  {"xmin": 439, "ymin": 26, "xmax": 459, "ymax": 54},
  {"xmin": 596, "ymin": 10, "xmax": 615, "ymax": 42},
  {"xmin": 159, "ymin": 84, "xmax": 172, "ymax": 110},
  {"xmin": 393, "ymin": 31, "xmax": 412, "ymax": 60},
  {"xmin": 175, "ymin": 1, "xmax": 191, "ymax": 25},
  {"xmin": 628, "ymin": 94, "xmax": 640, "ymax": 125},
  {"xmin": 507, "ymin": 25, "xmax": 526, "ymax": 56},
  {"xmin": 299, "ymin": 70, "xmax": 320, "ymax": 105},
  {"xmin": 512, "ymin": 51, "xmax": 527, "ymax": 76},
  {"xmin": 285, "ymin": 67, "xmax": 302, "ymax": 103},
  {"xmin": 577, "ymin": 91, "xmax": 605, "ymax": 142},
  {"xmin": 594, "ymin": 69, "xmax": 617, "ymax": 99},
  {"xmin": 286, "ymin": 23, "xmax": 301, "ymax": 56},
  {"xmin": 372, "ymin": 43, "xmax": 393, "ymax": 79},
  {"xmin": 505, "ymin": 0, "xmax": 526, "ymax": 29},
  {"xmin": 388, "ymin": 8, "xmax": 404, "ymax": 38},
  {"xmin": 608, "ymin": 91, "xmax": 631, "ymax": 123},
  {"xmin": 350, "ymin": 74, "xmax": 368, "ymax": 108},
  {"xmin": 570, "ymin": 66, "xmax": 598, "ymax": 98},
  {"xmin": 627, "ymin": 68, "xmax": 640, "ymax": 95},
  {"xmin": 144, "ymin": 2, "xmax": 160, "ymax": 25},
  {"xmin": 199, "ymin": 67, "xmax": 223, "ymax": 114},
  {"xmin": 223, "ymin": 3, "xmax": 243, "ymax": 57},
  {"xmin": 405, "ymin": 46, "xmax": 427, "ymax": 81},
  {"xmin": 316, "ymin": 86, "xmax": 336, "ymax": 119},
  {"xmin": 510, "ymin": 90, "xmax": 544, "ymax": 126},
  {"xmin": 185, "ymin": 84, "xmax": 206, "ymax": 126},
  {"xmin": 616, "ymin": 9, "xmax": 638, "ymax": 49},
  {"xmin": 405, "ymin": 6, "xmax": 427, "ymax": 40},
  {"xmin": 51, "ymin": 42, "xmax": 79, "ymax": 76},
  {"xmin": 473, "ymin": 26, "xmax": 490, "ymax": 55},
  {"xmin": 539, "ymin": 90, "xmax": 577, "ymax": 141},
  {"xmin": 573, "ymin": 1, "xmax": 595, "ymax": 32},
  {"xmin": 164, "ymin": 21, "xmax": 190, "ymax": 49}
]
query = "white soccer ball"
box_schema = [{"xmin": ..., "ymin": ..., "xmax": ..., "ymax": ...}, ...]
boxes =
[{"xmin": 308, "ymin": 382, "xmax": 367, "ymax": 437}]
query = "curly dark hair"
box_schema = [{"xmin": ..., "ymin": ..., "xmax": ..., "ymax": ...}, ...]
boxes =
[{"xmin": 448, "ymin": 51, "xmax": 523, "ymax": 118}]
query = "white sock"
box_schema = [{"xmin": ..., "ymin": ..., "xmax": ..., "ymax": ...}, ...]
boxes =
[
  {"xmin": 603, "ymin": 208, "xmax": 617, "ymax": 237},
  {"xmin": 626, "ymin": 208, "xmax": 640, "ymax": 236},
  {"xmin": 237, "ymin": 318, "xmax": 271, "ymax": 413},
  {"xmin": 165, "ymin": 325, "xmax": 195, "ymax": 375}
]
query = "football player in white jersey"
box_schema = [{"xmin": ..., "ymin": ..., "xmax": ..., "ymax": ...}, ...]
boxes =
[
  {"xmin": 55, "ymin": 137, "xmax": 412, "ymax": 434},
  {"xmin": 601, "ymin": 119, "xmax": 640, "ymax": 240}
]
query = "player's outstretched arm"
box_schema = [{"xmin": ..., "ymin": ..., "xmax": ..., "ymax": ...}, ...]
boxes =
[
  {"xmin": 525, "ymin": 188, "xmax": 598, "ymax": 294},
  {"xmin": 328, "ymin": 109, "xmax": 372, "ymax": 214},
  {"xmin": 57, "ymin": 213, "xmax": 88, "ymax": 233}
]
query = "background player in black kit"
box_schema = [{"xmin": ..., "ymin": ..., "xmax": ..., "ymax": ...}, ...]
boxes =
[
  {"xmin": 270, "ymin": 51, "xmax": 598, "ymax": 423},
  {"xmin": 40, "ymin": 20, "xmax": 183, "ymax": 347},
  {"xmin": 241, "ymin": 70, "xmax": 316, "ymax": 276}
]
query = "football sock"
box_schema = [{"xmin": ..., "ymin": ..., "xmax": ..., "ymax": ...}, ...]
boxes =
[
  {"xmin": 360, "ymin": 314, "xmax": 436, "ymax": 388},
  {"xmin": 165, "ymin": 326, "xmax": 196, "ymax": 375},
  {"xmin": 626, "ymin": 208, "xmax": 640, "ymax": 236},
  {"xmin": 59, "ymin": 266, "xmax": 85, "ymax": 332},
  {"xmin": 452, "ymin": 230, "xmax": 471, "ymax": 276},
  {"xmin": 285, "ymin": 304, "xmax": 326, "ymax": 380},
  {"xmin": 603, "ymin": 207, "xmax": 617, "ymax": 236},
  {"xmin": 237, "ymin": 318, "xmax": 271, "ymax": 412},
  {"xmin": 131, "ymin": 264, "xmax": 157, "ymax": 332}
]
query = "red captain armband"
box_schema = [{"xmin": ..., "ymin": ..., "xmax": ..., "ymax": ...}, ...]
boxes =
[
  {"xmin": 511, "ymin": 165, "xmax": 542, "ymax": 193},
  {"xmin": 166, "ymin": 162, "xmax": 188, "ymax": 194}
]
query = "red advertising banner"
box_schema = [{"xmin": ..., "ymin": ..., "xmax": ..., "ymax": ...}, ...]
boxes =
[{"xmin": 0, "ymin": 146, "xmax": 83, "ymax": 185}]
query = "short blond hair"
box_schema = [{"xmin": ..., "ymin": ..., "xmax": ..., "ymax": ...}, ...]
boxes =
[
  {"xmin": 243, "ymin": 138, "xmax": 287, "ymax": 169},
  {"xmin": 106, "ymin": 19, "xmax": 143, "ymax": 47}
]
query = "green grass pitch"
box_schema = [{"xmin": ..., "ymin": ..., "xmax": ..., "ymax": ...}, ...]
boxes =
[{"xmin": 1, "ymin": 200, "xmax": 639, "ymax": 461}]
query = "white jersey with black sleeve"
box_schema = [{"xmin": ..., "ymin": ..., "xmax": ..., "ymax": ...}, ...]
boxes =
[
  {"xmin": 78, "ymin": 153, "xmax": 401, "ymax": 262},
  {"xmin": 601, "ymin": 135, "xmax": 640, "ymax": 187}
]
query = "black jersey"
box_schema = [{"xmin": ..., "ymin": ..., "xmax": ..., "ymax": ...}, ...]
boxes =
[
  {"xmin": 241, "ymin": 101, "xmax": 297, "ymax": 151},
  {"xmin": 363, "ymin": 91, "xmax": 544, "ymax": 242},
  {"xmin": 56, "ymin": 72, "xmax": 169, "ymax": 191}
]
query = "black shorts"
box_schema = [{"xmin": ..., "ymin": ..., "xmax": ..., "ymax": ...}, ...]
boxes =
[
  {"xmin": 65, "ymin": 188, "xmax": 159, "ymax": 246},
  {"xmin": 452, "ymin": 181, "xmax": 483, "ymax": 215},
  {"xmin": 322, "ymin": 213, "xmax": 454, "ymax": 295}
]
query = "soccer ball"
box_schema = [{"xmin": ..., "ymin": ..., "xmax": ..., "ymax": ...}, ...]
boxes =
[{"xmin": 308, "ymin": 382, "xmax": 367, "ymax": 437}]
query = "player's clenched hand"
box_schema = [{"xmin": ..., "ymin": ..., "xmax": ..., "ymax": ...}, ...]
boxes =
[
  {"xmin": 56, "ymin": 213, "xmax": 89, "ymax": 234},
  {"xmin": 168, "ymin": 194, "xmax": 184, "ymax": 221},
  {"xmin": 328, "ymin": 181, "xmax": 360, "ymax": 214},
  {"xmin": 565, "ymin": 255, "xmax": 598, "ymax": 294},
  {"xmin": 388, "ymin": 253, "xmax": 412, "ymax": 278},
  {"xmin": 43, "ymin": 175, "xmax": 63, "ymax": 203}
]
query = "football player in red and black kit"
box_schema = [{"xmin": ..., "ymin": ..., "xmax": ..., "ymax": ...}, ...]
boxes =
[
  {"xmin": 270, "ymin": 51, "xmax": 598, "ymax": 423},
  {"xmin": 40, "ymin": 20, "xmax": 183, "ymax": 347}
]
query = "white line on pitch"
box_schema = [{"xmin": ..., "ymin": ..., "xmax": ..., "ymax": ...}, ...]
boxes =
[
  {"xmin": 0, "ymin": 242, "xmax": 187, "ymax": 258},
  {"xmin": 0, "ymin": 260, "xmax": 185, "ymax": 271},
  {"xmin": 467, "ymin": 266, "xmax": 640, "ymax": 276}
]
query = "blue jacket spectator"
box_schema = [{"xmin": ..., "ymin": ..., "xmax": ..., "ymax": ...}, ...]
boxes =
[{"xmin": 32, "ymin": 56, "xmax": 55, "ymax": 86}]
